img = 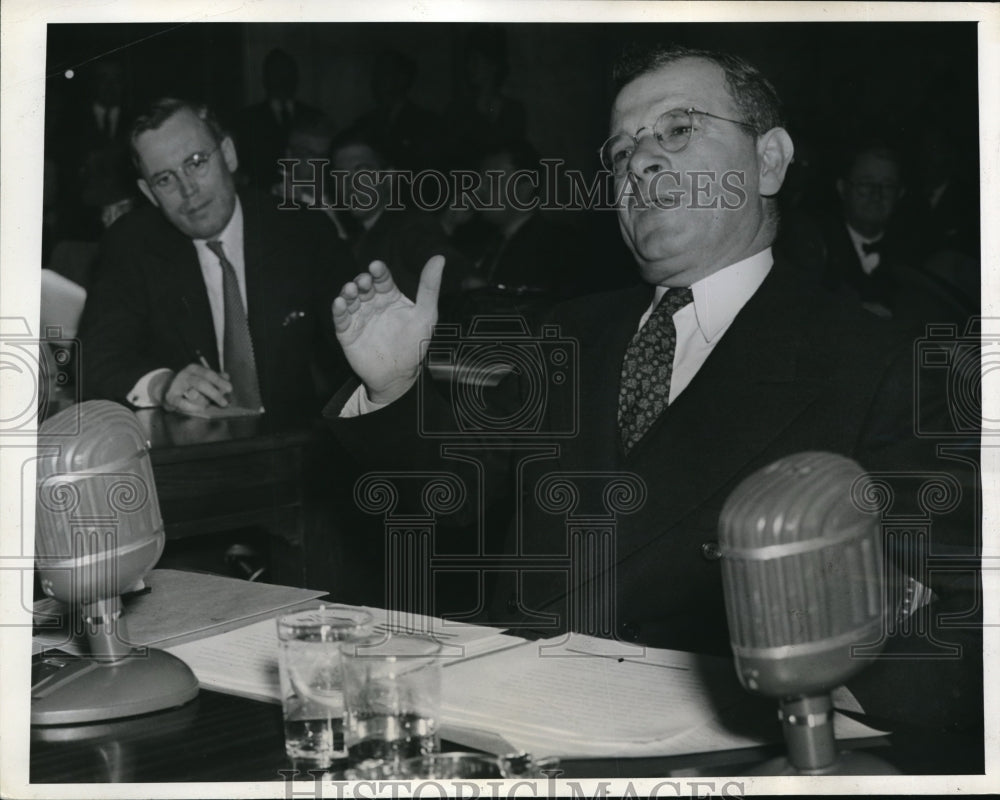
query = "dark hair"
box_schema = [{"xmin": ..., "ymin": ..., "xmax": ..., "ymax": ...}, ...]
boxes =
[
  {"xmin": 479, "ymin": 137, "xmax": 541, "ymax": 175},
  {"xmin": 327, "ymin": 126, "xmax": 391, "ymax": 167},
  {"xmin": 263, "ymin": 47, "xmax": 299, "ymax": 86},
  {"xmin": 613, "ymin": 44, "xmax": 785, "ymax": 135},
  {"xmin": 838, "ymin": 141, "xmax": 902, "ymax": 180},
  {"xmin": 128, "ymin": 98, "xmax": 227, "ymax": 171}
]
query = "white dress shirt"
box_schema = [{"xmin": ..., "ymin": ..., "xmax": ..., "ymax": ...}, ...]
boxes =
[
  {"xmin": 92, "ymin": 102, "xmax": 120, "ymax": 138},
  {"xmin": 845, "ymin": 223, "xmax": 883, "ymax": 276},
  {"xmin": 641, "ymin": 247, "xmax": 773, "ymax": 404},
  {"xmin": 127, "ymin": 199, "xmax": 248, "ymax": 407},
  {"xmin": 339, "ymin": 248, "xmax": 774, "ymax": 418}
]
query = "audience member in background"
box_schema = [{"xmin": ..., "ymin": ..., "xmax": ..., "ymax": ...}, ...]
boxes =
[
  {"xmin": 235, "ymin": 48, "xmax": 325, "ymax": 191},
  {"xmin": 328, "ymin": 128, "xmax": 479, "ymax": 316},
  {"xmin": 47, "ymin": 59, "xmax": 132, "ymax": 244},
  {"xmin": 444, "ymin": 24, "xmax": 526, "ymax": 169},
  {"xmin": 352, "ymin": 49, "xmax": 442, "ymax": 172},
  {"xmin": 451, "ymin": 138, "xmax": 591, "ymax": 324},
  {"xmin": 46, "ymin": 146, "xmax": 138, "ymax": 291},
  {"xmin": 776, "ymin": 142, "xmax": 967, "ymax": 326},
  {"xmin": 270, "ymin": 112, "xmax": 335, "ymax": 205},
  {"xmin": 79, "ymin": 98, "xmax": 355, "ymax": 420}
]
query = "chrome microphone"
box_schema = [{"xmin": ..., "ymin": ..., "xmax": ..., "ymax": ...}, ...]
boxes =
[
  {"xmin": 718, "ymin": 451, "xmax": 894, "ymax": 774},
  {"xmin": 33, "ymin": 400, "xmax": 198, "ymax": 725}
]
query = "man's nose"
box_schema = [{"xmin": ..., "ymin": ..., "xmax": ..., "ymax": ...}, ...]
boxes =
[
  {"xmin": 627, "ymin": 133, "xmax": 669, "ymax": 178},
  {"xmin": 176, "ymin": 171, "xmax": 199, "ymax": 198}
]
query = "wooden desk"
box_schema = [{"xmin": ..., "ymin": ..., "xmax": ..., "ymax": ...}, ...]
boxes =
[
  {"xmin": 29, "ymin": 689, "xmax": 984, "ymax": 784},
  {"xmin": 134, "ymin": 409, "xmax": 326, "ymax": 589}
]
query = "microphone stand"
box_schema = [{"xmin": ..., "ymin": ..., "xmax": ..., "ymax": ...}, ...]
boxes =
[
  {"xmin": 749, "ymin": 693, "xmax": 899, "ymax": 775},
  {"xmin": 32, "ymin": 590, "xmax": 198, "ymax": 725}
]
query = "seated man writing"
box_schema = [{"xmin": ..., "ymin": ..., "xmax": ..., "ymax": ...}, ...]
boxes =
[{"xmin": 79, "ymin": 98, "xmax": 356, "ymax": 420}]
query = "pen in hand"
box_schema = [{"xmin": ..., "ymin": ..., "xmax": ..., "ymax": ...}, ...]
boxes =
[{"xmin": 194, "ymin": 350, "xmax": 232, "ymax": 406}]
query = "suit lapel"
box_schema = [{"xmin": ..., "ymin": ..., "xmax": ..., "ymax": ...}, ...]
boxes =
[
  {"xmin": 560, "ymin": 283, "xmax": 653, "ymax": 470},
  {"xmin": 240, "ymin": 195, "xmax": 273, "ymax": 388},
  {"xmin": 615, "ymin": 264, "xmax": 823, "ymax": 562},
  {"xmin": 162, "ymin": 226, "xmax": 218, "ymax": 369}
]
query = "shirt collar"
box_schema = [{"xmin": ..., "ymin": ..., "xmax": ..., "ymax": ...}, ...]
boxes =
[
  {"xmin": 846, "ymin": 222, "xmax": 883, "ymax": 249},
  {"xmin": 653, "ymin": 247, "xmax": 773, "ymax": 342}
]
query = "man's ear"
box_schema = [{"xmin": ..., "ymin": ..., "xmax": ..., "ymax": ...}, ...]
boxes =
[
  {"xmin": 137, "ymin": 178, "xmax": 158, "ymax": 208},
  {"xmin": 756, "ymin": 127, "xmax": 794, "ymax": 197},
  {"xmin": 221, "ymin": 136, "xmax": 239, "ymax": 173}
]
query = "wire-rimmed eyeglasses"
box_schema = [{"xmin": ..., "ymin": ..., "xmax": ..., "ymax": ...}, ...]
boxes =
[
  {"xmin": 599, "ymin": 108, "xmax": 758, "ymax": 176},
  {"xmin": 147, "ymin": 145, "xmax": 221, "ymax": 193}
]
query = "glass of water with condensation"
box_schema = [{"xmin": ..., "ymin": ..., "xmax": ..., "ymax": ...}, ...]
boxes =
[
  {"xmin": 340, "ymin": 633, "xmax": 442, "ymax": 768},
  {"xmin": 276, "ymin": 605, "xmax": 373, "ymax": 768}
]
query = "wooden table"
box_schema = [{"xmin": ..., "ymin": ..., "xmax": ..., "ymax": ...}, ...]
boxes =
[
  {"xmin": 28, "ymin": 687, "xmax": 984, "ymax": 784},
  {"xmin": 134, "ymin": 409, "xmax": 330, "ymax": 589}
]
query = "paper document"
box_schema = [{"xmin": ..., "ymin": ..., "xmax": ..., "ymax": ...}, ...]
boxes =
[
  {"xmin": 179, "ymin": 404, "xmax": 263, "ymax": 419},
  {"xmin": 33, "ymin": 569, "xmax": 326, "ymax": 656},
  {"xmin": 441, "ymin": 633, "xmax": 888, "ymax": 758},
  {"xmin": 163, "ymin": 607, "xmax": 521, "ymax": 704}
]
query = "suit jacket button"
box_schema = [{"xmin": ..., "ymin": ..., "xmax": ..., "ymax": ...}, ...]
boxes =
[{"xmin": 701, "ymin": 542, "xmax": 722, "ymax": 561}]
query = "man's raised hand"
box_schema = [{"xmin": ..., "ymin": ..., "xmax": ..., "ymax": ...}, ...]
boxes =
[{"xmin": 332, "ymin": 256, "xmax": 445, "ymax": 405}]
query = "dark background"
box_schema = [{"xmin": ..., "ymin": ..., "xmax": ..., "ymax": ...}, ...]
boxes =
[{"xmin": 44, "ymin": 20, "xmax": 980, "ymax": 215}]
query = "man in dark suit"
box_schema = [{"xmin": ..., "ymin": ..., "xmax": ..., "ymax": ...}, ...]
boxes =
[
  {"xmin": 326, "ymin": 46, "xmax": 979, "ymax": 731},
  {"xmin": 777, "ymin": 142, "xmax": 968, "ymax": 326},
  {"xmin": 235, "ymin": 48, "xmax": 326, "ymax": 191},
  {"xmin": 79, "ymin": 98, "xmax": 355, "ymax": 421},
  {"xmin": 327, "ymin": 129, "xmax": 479, "ymax": 315}
]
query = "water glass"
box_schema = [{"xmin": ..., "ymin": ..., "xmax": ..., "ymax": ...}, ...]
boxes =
[
  {"xmin": 276, "ymin": 605, "xmax": 373, "ymax": 767},
  {"xmin": 340, "ymin": 633, "xmax": 442, "ymax": 767}
]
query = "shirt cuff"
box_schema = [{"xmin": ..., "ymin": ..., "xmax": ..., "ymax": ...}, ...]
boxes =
[
  {"xmin": 338, "ymin": 384, "xmax": 392, "ymax": 418},
  {"xmin": 127, "ymin": 368, "xmax": 173, "ymax": 408}
]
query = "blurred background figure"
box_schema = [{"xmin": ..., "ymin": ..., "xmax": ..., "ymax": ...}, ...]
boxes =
[
  {"xmin": 46, "ymin": 58, "xmax": 133, "ymax": 248},
  {"xmin": 776, "ymin": 142, "xmax": 969, "ymax": 327},
  {"xmin": 271, "ymin": 112, "xmax": 335, "ymax": 206},
  {"xmin": 235, "ymin": 47, "xmax": 325, "ymax": 190},
  {"xmin": 352, "ymin": 49, "xmax": 442, "ymax": 172},
  {"xmin": 328, "ymin": 129, "xmax": 478, "ymax": 315},
  {"xmin": 444, "ymin": 25, "xmax": 526, "ymax": 170},
  {"xmin": 468, "ymin": 139, "xmax": 586, "ymax": 295}
]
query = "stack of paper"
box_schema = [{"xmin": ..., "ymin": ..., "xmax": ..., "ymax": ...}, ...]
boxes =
[
  {"xmin": 32, "ymin": 569, "xmax": 326, "ymax": 656},
  {"xmin": 162, "ymin": 607, "xmax": 521, "ymax": 704},
  {"xmin": 440, "ymin": 633, "xmax": 887, "ymax": 758}
]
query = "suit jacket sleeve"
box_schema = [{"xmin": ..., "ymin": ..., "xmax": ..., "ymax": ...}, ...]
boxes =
[{"xmin": 78, "ymin": 217, "xmax": 176, "ymax": 403}]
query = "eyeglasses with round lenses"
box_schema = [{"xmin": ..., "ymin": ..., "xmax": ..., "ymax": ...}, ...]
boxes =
[
  {"xmin": 148, "ymin": 146, "xmax": 221, "ymax": 193},
  {"xmin": 599, "ymin": 108, "xmax": 757, "ymax": 176}
]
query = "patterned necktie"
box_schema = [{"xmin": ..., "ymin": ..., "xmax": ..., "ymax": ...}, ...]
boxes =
[
  {"xmin": 617, "ymin": 287, "xmax": 694, "ymax": 453},
  {"xmin": 206, "ymin": 240, "xmax": 262, "ymax": 410}
]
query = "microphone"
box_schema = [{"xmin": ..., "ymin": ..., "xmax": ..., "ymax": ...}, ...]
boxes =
[
  {"xmin": 718, "ymin": 451, "xmax": 895, "ymax": 774},
  {"xmin": 32, "ymin": 401, "xmax": 198, "ymax": 725}
]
